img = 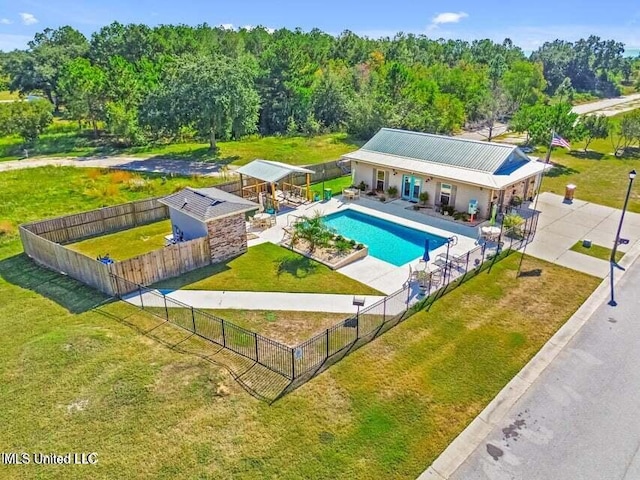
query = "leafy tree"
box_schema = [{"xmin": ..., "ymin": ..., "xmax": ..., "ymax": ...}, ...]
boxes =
[
  {"xmin": 611, "ymin": 110, "xmax": 640, "ymax": 157},
  {"xmin": 512, "ymin": 102, "xmax": 577, "ymax": 146},
  {"xmin": 502, "ymin": 60, "xmax": 546, "ymax": 111},
  {"xmin": 58, "ymin": 58, "xmax": 106, "ymax": 135},
  {"xmin": 311, "ymin": 66, "xmax": 350, "ymax": 130},
  {"xmin": 576, "ymin": 114, "xmax": 610, "ymax": 152},
  {"xmin": 5, "ymin": 26, "xmax": 89, "ymax": 110},
  {"xmin": 0, "ymin": 99, "xmax": 54, "ymax": 144},
  {"xmin": 141, "ymin": 55, "xmax": 260, "ymax": 150}
]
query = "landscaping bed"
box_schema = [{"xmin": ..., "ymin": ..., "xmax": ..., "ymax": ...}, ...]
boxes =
[{"xmin": 286, "ymin": 236, "xmax": 368, "ymax": 269}]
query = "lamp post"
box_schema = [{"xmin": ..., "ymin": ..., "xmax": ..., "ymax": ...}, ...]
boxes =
[{"xmin": 608, "ymin": 169, "xmax": 636, "ymax": 306}]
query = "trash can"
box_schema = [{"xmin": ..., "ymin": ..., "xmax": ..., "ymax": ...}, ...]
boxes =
[
  {"xmin": 323, "ymin": 188, "xmax": 332, "ymax": 201},
  {"xmin": 564, "ymin": 184, "xmax": 576, "ymax": 202}
]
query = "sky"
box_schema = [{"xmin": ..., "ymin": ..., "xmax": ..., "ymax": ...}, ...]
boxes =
[{"xmin": 1, "ymin": 0, "xmax": 639, "ymax": 53}]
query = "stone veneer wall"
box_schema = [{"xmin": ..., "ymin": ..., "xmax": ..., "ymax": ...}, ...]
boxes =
[{"xmin": 206, "ymin": 213, "xmax": 248, "ymax": 262}]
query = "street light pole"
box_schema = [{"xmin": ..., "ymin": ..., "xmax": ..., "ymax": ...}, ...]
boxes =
[{"xmin": 608, "ymin": 169, "xmax": 636, "ymax": 306}]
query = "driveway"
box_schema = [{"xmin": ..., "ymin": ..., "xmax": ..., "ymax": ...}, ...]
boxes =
[
  {"xmin": 446, "ymin": 254, "xmax": 640, "ymax": 480},
  {"xmin": 525, "ymin": 192, "xmax": 640, "ymax": 278},
  {"xmin": 0, "ymin": 155, "xmax": 231, "ymax": 177}
]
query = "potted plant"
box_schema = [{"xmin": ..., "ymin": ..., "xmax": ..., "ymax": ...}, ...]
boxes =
[{"xmin": 419, "ymin": 191, "xmax": 429, "ymax": 206}]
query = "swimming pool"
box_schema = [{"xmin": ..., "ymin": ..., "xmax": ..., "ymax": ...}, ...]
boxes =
[{"xmin": 323, "ymin": 209, "xmax": 448, "ymax": 266}]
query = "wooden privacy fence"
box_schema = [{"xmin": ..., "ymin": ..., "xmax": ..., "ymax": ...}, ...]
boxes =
[
  {"xmin": 20, "ymin": 198, "xmax": 169, "ymax": 244},
  {"xmin": 110, "ymin": 237, "xmax": 211, "ymax": 294},
  {"xmin": 20, "ymin": 226, "xmax": 115, "ymax": 294}
]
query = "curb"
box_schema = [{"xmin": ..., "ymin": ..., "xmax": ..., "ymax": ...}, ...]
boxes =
[{"xmin": 418, "ymin": 240, "xmax": 640, "ymax": 480}]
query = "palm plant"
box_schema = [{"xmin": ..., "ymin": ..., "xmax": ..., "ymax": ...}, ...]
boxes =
[{"xmin": 291, "ymin": 212, "xmax": 334, "ymax": 252}]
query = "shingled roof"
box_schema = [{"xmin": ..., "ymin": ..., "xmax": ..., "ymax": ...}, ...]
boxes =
[{"xmin": 158, "ymin": 187, "xmax": 258, "ymax": 222}]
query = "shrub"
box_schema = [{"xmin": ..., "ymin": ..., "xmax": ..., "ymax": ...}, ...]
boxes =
[
  {"xmin": 387, "ymin": 186, "xmax": 398, "ymax": 197},
  {"xmin": 510, "ymin": 195, "xmax": 523, "ymax": 207},
  {"xmin": 0, "ymin": 220, "xmax": 14, "ymax": 236},
  {"xmin": 419, "ymin": 191, "xmax": 429, "ymax": 205},
  {"xmin": 349, "ymin": 239, "xmax": 356, "ymax": 246},
  {"xmin": 86, "ymin": 169, "xmax": 102, "ymax": 181},
  {"xmin": 453, "ymin": 211, "xmax": 470, "ymax": 222},
  {"xmin": 503, "ymin": 212, "xmax": 525, "ymax": 229},
  {"xmin": 127, "ymin": 177, "xmax": 149, "ymax": 192},
  {"xmin": 356, "ymin": 243, "xmax": 364, "ymax": 250},
  {"xmin": 442, "ymin": 205, "xmax": 455, "ymax": 216},
  {"xmin": 334, "ymin": 238, "xmax": 352, "ymax": 254},
  {"xmin": 110, "ymin": 170, "xmax": 134, "ymax": 184},
  {"xmin": 358, "ymin": 181, "xmax": 367, "ymax": 191}
]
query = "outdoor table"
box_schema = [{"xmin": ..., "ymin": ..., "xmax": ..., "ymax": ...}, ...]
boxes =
[
  {"xmin": 481, "ymin": 226, "xmax": 501, "ymax": 241},
  {"xmin": 343, "ymin": 188, "xmax": 358, "ymax": 200}
]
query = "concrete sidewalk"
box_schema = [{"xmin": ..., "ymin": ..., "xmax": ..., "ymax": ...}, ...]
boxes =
[
  {"xmin": 124, "ymin": 289, "xmax": 388, "ymax": 314},
  {"xmin": 525, "ymin": 192, "xmax": 640, "ymax": 278}
]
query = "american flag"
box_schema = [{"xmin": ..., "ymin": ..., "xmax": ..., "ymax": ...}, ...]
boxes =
[{"xmin": 550, "ymin": 132, "xmax": 571, "ymax": 149}]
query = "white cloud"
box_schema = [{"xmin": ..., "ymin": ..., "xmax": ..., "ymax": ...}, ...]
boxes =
[
  {"xmin": 220, "ymin": 23, "xmax": 234, "ymax": 30},
  {"xmin": 266, "ymin": 27, "xmax": 275, "ymax": 34},
  {"xmin": 241, "ymin": 25, "xmax": 254, "ymax": 31},
  {"xmin": 431, "ymin": 12, "xmax": 468, "ymax": 25},
  {"xmin": 0, "ymin": 18, "xmax": 12, "ymax": 25},
  {"xmin": 19, "ymin": 12, "xmax": 38, "ymax": 25}
]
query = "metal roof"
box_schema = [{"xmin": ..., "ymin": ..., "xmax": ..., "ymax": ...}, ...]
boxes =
[
  {"xmin": 360, "ymin": 128, "xmax": 523, "ymax": 174},
  {"xmin": 158, "ymin": 187, "xmax": 258, "ymax": 222},
  {"xmin": 235, "ymin": 159, "xmax": 314, "ymax": 184}
]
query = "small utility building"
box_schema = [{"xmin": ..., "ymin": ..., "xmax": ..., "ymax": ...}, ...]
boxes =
[{"xmin": 158, "ymin": 187, "xmax": 258, "ymax": 262}]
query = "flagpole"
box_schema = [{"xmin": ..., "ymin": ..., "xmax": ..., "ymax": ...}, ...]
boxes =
[{"xmin": 516, "ymin": 129, "xmax": 556, "ymax": 277}]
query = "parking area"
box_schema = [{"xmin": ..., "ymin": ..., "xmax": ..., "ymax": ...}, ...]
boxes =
[{"xmin": 526, "ymin": 192, "xmax": 640, "ymax": 277}]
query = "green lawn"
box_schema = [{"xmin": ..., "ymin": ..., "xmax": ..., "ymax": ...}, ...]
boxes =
[
  {"xmin": 154, "ymin": 242, "xmax": 381, "ymax": 296},
  {"xmin": 532, "ymin": 112, "xmax": 640, "ymax": 213},
  {"xmin": 0, "ymin": 244, "xmax": 599, "ymax": 479},
  {"xmin": 570, "ymin": 240, "xmax": 624, "ymax": 262},
  {"xmin": 67, "ymin": 220, "xmax": 172, "ymax": 261},
  {"xmin": 0, "ymin": 167, "xmax": 219, "ymax": 256},
  {"xmin": 310, "ymin": 174, "xmax": 353, "ymax": 198},
  {"xmin": 0, "ymin": 165, "xmax": 601, "ymax": 478},
  {"xmin": 0, "ymin": 120, "xmax": 361, "ymax": 165}
]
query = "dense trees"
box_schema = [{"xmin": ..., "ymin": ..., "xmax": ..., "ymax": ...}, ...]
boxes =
[
  {"xmin": 0, "ymin": 23, "xmax": 636, "ymax": 148},
  {"xmin": 0, "ymin": 100, "xmax": 53, "ymax": 143}
]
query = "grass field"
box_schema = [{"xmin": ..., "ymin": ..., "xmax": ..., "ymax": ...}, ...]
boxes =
[
  {"xmin": 0, "ymin": 163, "xmax": 601, "ymax": 478},
  {"xmin": 0, "ymin": 167, "xmax": 218, "ymax": 256},
  {"xmin": 570, "ymin": 240, "xmax": 624, "ymax": 262},
  {"xmin": 0, "ymin": 248, "xmax": 599, "ymax": 479},
  {"xmin": 155, "ymin": 242, "xmax": 381, "ymax": 296},
  {"xmin": 210, "ymin": 309, "xmax": 348, "ymax": 346},
  {"xmin": 0, "ymin": 119, "xmax": 361, "ymax": 165},
  {"xmin": 529, "ymin": 112, "xmax": 640, "ymax": 213},
  {"xmin": 68, "ymin": 220, "xmax": 172, "ymax": 261}
]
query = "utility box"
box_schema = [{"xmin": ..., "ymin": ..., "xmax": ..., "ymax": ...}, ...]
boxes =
[
  {"xmin": 565, "ymin": 184, "xmax": 576, "ymax": 202},
  {"xmin": 582, "ymin": 239, "xmax": 592, "ymax": 248}
]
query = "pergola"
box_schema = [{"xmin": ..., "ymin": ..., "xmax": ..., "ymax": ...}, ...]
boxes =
[{"xmin": 236, "ymin": 159, "xmax": 315, "ymax": 211}]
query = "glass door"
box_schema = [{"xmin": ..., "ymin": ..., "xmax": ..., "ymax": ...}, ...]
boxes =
[
  {"xmin": 402, "ymin": 175, "xmax": 411, "ymax": 199},
  {"xmin": 411, "ymin": 178, "xmax": 421, "ymax": 201},
  {"xmin": 376, "ymin": 169, "xmax": 386, "ymax": 192}
]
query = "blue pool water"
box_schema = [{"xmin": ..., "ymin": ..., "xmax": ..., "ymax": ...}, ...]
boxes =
[{"xmin": 323, "ymin": 209, "xmax": 448, "ymax": 266}]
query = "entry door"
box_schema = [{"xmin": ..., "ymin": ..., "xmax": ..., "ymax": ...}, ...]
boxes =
[{"xmin": 402, "ymin": 175, "xmax": 421, "ymax": 201}]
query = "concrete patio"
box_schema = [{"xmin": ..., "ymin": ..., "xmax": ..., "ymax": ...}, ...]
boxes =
[
  {"xmin": 248, "ymin": 194, "xmax": 479, "ymax": 294},
  {"xmin": 525, "ymin": 192, "xmax": 640, "ymax": 278}
]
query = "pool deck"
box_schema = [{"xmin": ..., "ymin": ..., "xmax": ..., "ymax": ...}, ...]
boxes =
[{"xmin": 249, "ymin": 195, "xmax": 479, "ymax": 294}]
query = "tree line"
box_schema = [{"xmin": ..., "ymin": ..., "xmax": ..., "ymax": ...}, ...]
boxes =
[{"xmin": 0, "ymin": 23, "xmax": 638, "ymax": 149}]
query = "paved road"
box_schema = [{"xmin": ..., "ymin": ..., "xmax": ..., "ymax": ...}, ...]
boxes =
[
  {"xmin": 459, "ymin": 93, "xmax": 640, "ymax": 142},
  {"xmin": 0, "ymin": 155, "xmax": 231, "ymax": 177},
  {"xmin": 449, "ymin": 256, "xmax": 640, "ymax": 480}
]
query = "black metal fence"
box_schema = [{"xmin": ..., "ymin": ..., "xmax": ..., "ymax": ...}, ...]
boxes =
[{"xmin": 110, "ymin": 209, "xmax": 539, "ymax": 389}]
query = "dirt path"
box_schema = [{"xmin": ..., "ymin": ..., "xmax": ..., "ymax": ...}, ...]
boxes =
[{"xmin": 0, "ymin": 156, "xmax": 232, "ymax": 177}]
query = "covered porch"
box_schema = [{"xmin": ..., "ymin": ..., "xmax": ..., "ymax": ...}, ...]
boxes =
[{"xmin": 236, "ymin": 159, "xmax": 315, "ymax": 213}]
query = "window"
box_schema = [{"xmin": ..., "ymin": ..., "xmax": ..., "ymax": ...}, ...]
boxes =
[
  {"xmin": 440, "ymin": 183, "xmax": 452, "ymax": 205},
  {"xmin": 376, "ymin": 169, "xmax": 386, "ymax": 191}
]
